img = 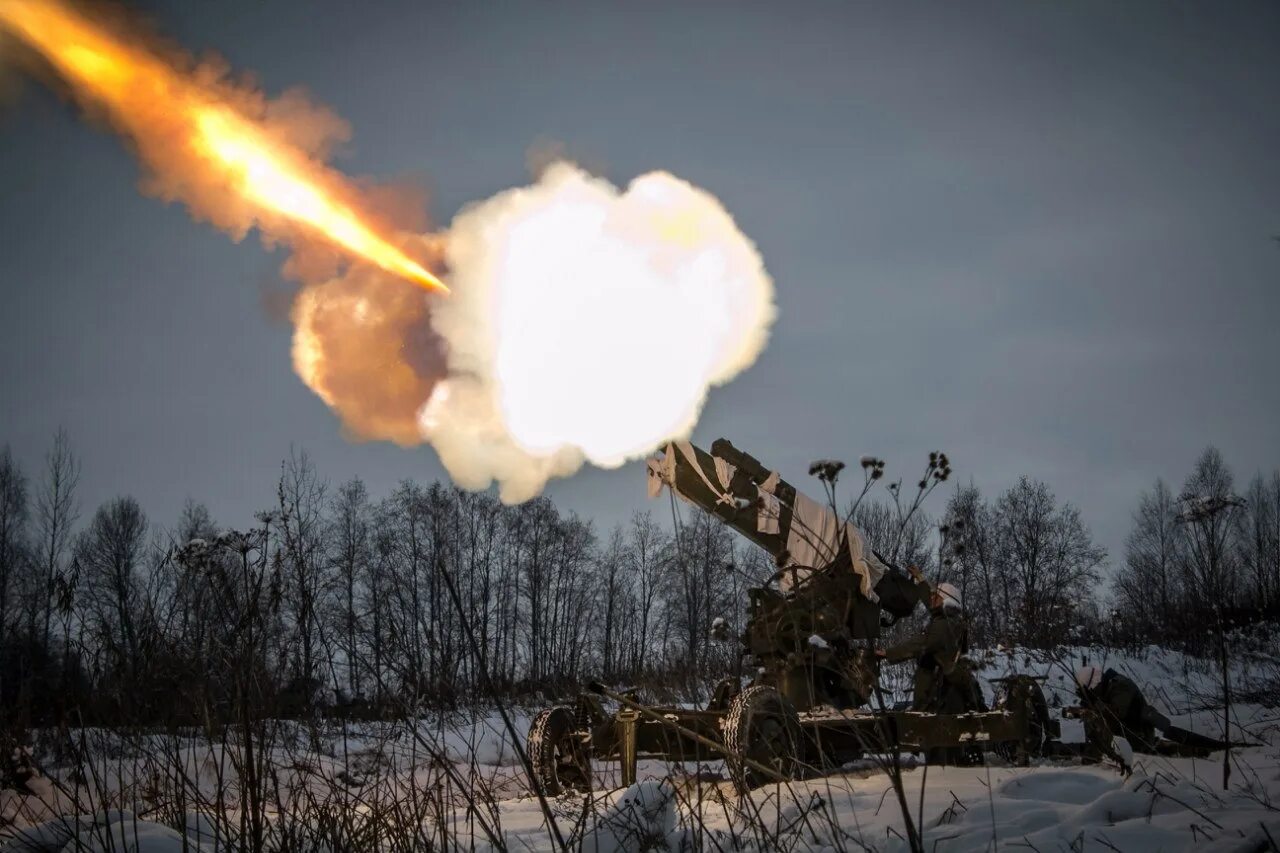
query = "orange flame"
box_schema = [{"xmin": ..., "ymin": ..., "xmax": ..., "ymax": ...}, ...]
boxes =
[{"xmin": 0, "ymin": 0, "xmax": 446, "ymax": 293}]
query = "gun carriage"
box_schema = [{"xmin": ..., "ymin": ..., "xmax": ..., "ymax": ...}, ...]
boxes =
[{"xmin": 527, "ymin": 440, "xmax": 1058, "ymax": 794}]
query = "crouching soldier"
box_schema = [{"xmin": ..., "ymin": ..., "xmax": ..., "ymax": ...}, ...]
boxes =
[
  {"xmin": 1073, "ymin": 666, "xmax": 1229, "ymax": 761},
  {"xmin": 1073, "ymin": 666, "xmax": 1168, "ymax": 761},
  {"xmin": 878, "ymin": 582, "xmax": 985, "ymax": 715}
]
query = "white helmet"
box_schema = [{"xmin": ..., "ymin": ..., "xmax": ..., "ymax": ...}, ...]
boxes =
[
  {"xmin": 1075, "ymin": 665, "xmax": 1102, "ymax": 690},
  {"xmin": 935, "ymin": 582, "xmax": 962, "ymax": 611}
]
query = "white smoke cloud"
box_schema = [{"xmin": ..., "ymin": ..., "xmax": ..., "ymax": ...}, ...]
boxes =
[
  {"xmin": 420, "ymin": 162, "xmax": 775, "ymax": 503},
  {"xmin": 0, "ymin": 1, "xmax": 775, "ymax": 505}
]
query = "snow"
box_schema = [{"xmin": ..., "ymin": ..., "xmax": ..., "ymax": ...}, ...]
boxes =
[
  {"xmin": 2, "ymin": 644, "xmax": 1278, "ymax": 852},
  {"xmin": 579, "ymin": 780, "xmax": 678, "ymax": 853},
  {"xmin": 1112, "ymin": 735, "xmax": 1135, "ymax": 770},
  {"xmin": 0, "ymin": 811, "xmax": 208, "ymax": 853}
]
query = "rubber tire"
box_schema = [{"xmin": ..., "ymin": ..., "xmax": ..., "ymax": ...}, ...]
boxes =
[
  {"xmin": 722, "ymin": 685, "xmax": 801, "ymax": 792},
  {"xmin": 527, "ymin": 706, "xmax": 592, "ymax": 796}
]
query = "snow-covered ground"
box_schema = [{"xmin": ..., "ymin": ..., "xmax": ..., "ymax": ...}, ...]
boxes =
[{"xmin": 3, "ymin": 645, "xmax": 1278, "ymax": 851}]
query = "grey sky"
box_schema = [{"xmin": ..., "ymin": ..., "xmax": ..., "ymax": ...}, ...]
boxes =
[{"xmin": 1, "ymin": 0, "xmax": 1277, "ymax": 576}]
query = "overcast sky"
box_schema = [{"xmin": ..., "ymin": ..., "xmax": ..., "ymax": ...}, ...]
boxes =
[{"xmin": 1, "ymin": 0, "xmax": 1277, "ymax": 576}]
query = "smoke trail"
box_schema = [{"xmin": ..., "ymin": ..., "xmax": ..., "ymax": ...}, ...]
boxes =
[
  {"xmin": 292, "ymin": 253, "xmax": 447, "ymax": 446},
  {"xmin": 0, "ymin": 0, "xmax": 443, "ymax": 290},
  {"xmin": 1, "ymin": 0, "xmax": 453, "ymax": 447},
  {"xmin": 1, "ymin": 2, "xmax": 776, "ymax": 501}
]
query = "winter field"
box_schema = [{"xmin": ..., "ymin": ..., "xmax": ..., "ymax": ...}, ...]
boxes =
[{"xmin": 2, "ymin": 645, "xmax": 1278, "ymax": 853}]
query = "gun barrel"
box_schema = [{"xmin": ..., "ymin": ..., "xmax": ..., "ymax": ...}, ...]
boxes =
[
  {"xmin": 647, "ymin": 439, "xmax": 793, "ymax": 557},
  {"xmin": 647, "ymin": 439, "xmax": 925, "ymax": 617},
  {"xmin": 709, "ymin": 438, "xmax": 774, "ymax": 486}
]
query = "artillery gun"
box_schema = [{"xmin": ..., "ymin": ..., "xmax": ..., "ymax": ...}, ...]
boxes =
[{"xmin": 527, "ymin": 439, "xmax": 1058, "ymax": 794}]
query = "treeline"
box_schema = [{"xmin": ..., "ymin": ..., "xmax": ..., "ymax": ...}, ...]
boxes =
[
  {"xmin": 930, "ymin": 446, "xmax": 1280, "ymax": 654},
  {"xmin": 830, "ymin": 464, "xmax": 1106, "ymax": 650},
  {"xmin": 931, "ymin": 478, "xmax": 1107, "ymax": 649},
  {"xmin": 0, "ymin": 431, "xmax": 1273, "ymax": 725},
  {"xmin": 1113, "ymin": 447, "xmax": 1280, "ymax": 651},
  {"xmin": 0, "ymin": 433, "xmax": 771, "ymax": 725}
]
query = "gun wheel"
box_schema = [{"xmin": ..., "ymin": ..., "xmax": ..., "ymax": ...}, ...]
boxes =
[
  {"xmin": 722, "ymin": 685, "xmax": 801, "ymax": 792},
  {"xmin": 528, "ymin": 706, "xmax": 592, "ymax": 795}
]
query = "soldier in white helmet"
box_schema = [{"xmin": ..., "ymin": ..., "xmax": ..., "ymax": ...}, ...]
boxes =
[
  {"xmin": 1071, "ymin": 664, "xmax": 1229, "ymax": 760},
  {"xmin": 878, "ymin": 581, "xmax": 981, "ymax": 715}
]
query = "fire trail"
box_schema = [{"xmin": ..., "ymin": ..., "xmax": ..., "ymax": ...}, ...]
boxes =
[
  {"xmin": 0, "ymin": 0, "xmax": 445, "ymax": 292},
  {"xmin": 0, "ymin": 0, "xmax": 776, "ymax": 503}
]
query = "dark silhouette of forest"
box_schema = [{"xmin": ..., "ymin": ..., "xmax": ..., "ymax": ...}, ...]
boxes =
[{"xmin": 1, "ymin": 431, "xmax": 1276, "ymax": 728}]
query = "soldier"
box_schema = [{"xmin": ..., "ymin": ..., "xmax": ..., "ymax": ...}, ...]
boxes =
[
  {"xmin": 877, "ymin": 582, "xmax": 983, "ymax": 714},
  {"xmin": 1073, "ymin": 666, "xmax": 1168, "ymax": 755},
  {"xmin": 1073, "ymin": 666, "xmax": 1229, "ymax": 763}
]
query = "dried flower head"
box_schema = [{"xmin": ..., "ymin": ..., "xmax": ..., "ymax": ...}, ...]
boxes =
[{"xmin": 808, "ymin": 459, "xmax": 846, "ymax": 482}]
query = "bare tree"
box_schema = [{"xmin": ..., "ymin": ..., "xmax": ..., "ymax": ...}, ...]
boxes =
[
  {"xmin": 597, "ymin": 525, "xmax": 628, "ymax": 680},
  {"xmin": 0, "ymin": 446, "xmax": 28, "ymax": 655},
  {"xmin": 382, "ymin": 480, "xmax": 431, "ymax": 700},
  {"xmin": 993, "ymin": 477, "xmax": 1104, "ymax": 647},
  {"xmin": 1239, "ymin": 471, "xmax": 1280, "ymax": 613},
  {"xmin": 276, "ymin": 448, "xmax": 328, "ymax": 701},
  {"xmin": 1178, "ymin": 447, "xmax": 1241, "ymax": 606},
  {"xmin": 942, "ymin": 484, "xmax": 1004, "ymax": 644},
  {"xmin": 1115, "ymin": 450, "xmax": 1280, "ymax": 652},
  {"xmin": 1173, "ymin": 450, "xmax": 1247, "ymax": 791},
  {"xmin": 165, "ymin": 500, "xmax": 220, "ymax": 674},
  {"xmin": 848, "ymin": 500, "xmax": 934, "ymax": 573},
  {"xmin": 363, "ymin": 515, "xmax": 395, "ymax": 703},
  {"xmin": 424, "ymin": 483, "xmax": 462, "ymax": 699},
  {"xmin": 74, "ymin": 496, "xmax": 149, "ymax": 684},
  {"xmin": 664, "ymin": 510, "xmax": 736, "ymax": 676},
  {"xmin": 1114, "ymin": 478, "xmax": 1183, "ymax": 642},
  {"xmin": 512, "ymin": 497, "xmax": 557, "ymax": 684},
  {"xmin": 626, "ymin": 511, "xmax": 669, "ymax": 675},
  {"xmin": 33, "ymin": 429, "xmax": 79, "ymax": 649},
  {"xmin": 328, "ymin": 478, "xmax": 371, "ymax": 702},
  {"xmin": 454, "ymin": 488, "xmax": 502, "ymax": 692}
]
